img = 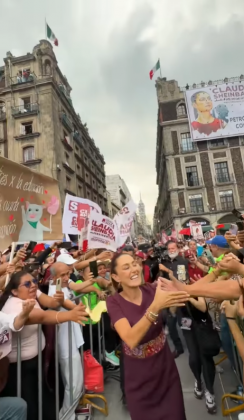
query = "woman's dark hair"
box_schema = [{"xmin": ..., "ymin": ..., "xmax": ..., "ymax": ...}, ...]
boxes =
[
  {"xmin": 122, "ymin": 245, "xmax": 134, "ymax": 253},
  {"xmin": 0, "ymin": 270, "xmax": 28, "ymax": 310},
  {"xmin": 110, "ymin": 253, "xmax": 125, "ymax": 292}
]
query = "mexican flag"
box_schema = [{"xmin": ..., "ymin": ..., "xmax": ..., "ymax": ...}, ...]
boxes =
[
  {"xmin": 46, "ymin": 23, "xmax": 58, "ymax": 46},
  {"xmin": 149, "ymin": 60, "xmax": 160, "ymax": 80}
]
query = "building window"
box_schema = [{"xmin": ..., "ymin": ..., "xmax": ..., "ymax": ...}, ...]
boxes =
[
  {"xmin": 210, "ymin": 139, "xmax": 225, "ymax": 148},
  {"xmin": 181, "ymin": 132, "xmax": 195, "ymax": 152},
  {"xmin": 87, "ymin": 190, "xmax": 90, "ymax": 198},
  {"xmin": 189, "ymin": 194, "xmax": 204, "ymax": 213},
  {"xmin": 85, "ymin": 172, "xmax": 89, "ymax": 179},
  {"xmin": 84, "ymin": 155, "xmax": 87, "ymax": 163},
  {"xmin": 75, "ymin": 145, "xmax": 79, "ymax": 153},
  {"xmin": 65, "ymin": 152, "xmax": 69, "ymax": 161},
  {"xmin": 77, "ymin": 164, "xmax": 81, "ymax": 175},
  {"xmin": 215, "ymin": 162, "xmax": 230, "ymax": 183},
  {"xmin": 20, "ymin": 121, "xmax": 33, "ymax": 135},
  {"xmin": 78, "ymin": 184, "xmax": 83, "ymax": 197},
  {"xmin": 66, "ymin": 177, "xmax": 71, "ymax": 189},
  {"xmin": 186, "ymin": 166, "xmax": 199, "ymax": 186},
  {"xmin": 23, "ymin": 146, "xmax": 34, "ymax": 162},
  {"xmin": 92, "ymin": 179, "xmax": 95, "ymax": 187},
  {"xmin": 219, "ymin": 191, "xmax": 234, "ymax": 210},
  {"xmin": 177, "ymin": 104, "xmax": 186, "ymax": 117}
]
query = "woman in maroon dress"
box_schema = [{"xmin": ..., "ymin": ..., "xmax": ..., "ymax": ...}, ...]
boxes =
[{"xmin": 106, "ymin": 253, "xmax": 188, "ymax": 420}]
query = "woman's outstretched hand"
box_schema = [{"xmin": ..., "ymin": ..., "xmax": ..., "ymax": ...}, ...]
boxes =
[{"xmin": 153, "ymin": 281, "xmax": 189, "ymax": 311}]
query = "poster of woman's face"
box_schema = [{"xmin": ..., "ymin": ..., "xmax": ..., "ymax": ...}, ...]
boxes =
[{"xmin": 184, "ymin": 82, "xmax": 244, "ymax": 141}]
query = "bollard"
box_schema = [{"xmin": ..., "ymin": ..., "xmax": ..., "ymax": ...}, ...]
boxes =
[
  {"xmin": 16, "ymin": 332, "xmax": 21, "ymax": 398},
  {"xmin": 88, "ymin": 295, "xmax": 94, "ymax": 356},
  {"xmin": 38, "ymin": 325, "xmax": 43, "ymax": 420},
  {"xmin": 97, "ymin": 320, "xmax": 102, "ymax": 365},
  {"xmin": 101, "ymin": 314, "xmax": 106, "ymax": 360},
  {"xmin": 68, "ymin": 321, "xmax": 73, "ymax": 406},
  {"xmin": 55, "ymin": 323, "xmax": 59, "ymax": 420}
]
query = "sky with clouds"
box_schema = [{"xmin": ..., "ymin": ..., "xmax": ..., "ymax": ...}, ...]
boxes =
[{"xmin": 1, "ymin": 0, "xmax": 244, "ymax": 221}]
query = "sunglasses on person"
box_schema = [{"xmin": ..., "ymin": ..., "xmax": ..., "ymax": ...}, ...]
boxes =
[{"xmin": 19, "ymin": 278, "xmax": 39, "ymax": 289}]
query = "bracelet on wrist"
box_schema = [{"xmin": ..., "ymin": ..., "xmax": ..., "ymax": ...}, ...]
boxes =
[
  {"xmin": 145, "ymin": 309, "xmax": 158, "ymax": 325},
  {"xmin": 226, "ymin": 316, "xmax": 235, "ymax": 320},
  {"xmin": 56, "ymin": 311, "xmax": 60, "ymax": 324}
]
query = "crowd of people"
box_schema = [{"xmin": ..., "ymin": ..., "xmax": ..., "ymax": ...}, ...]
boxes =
[{"xmin": 1, "ymin": 227, "xmax": 244, "ymax": 420}]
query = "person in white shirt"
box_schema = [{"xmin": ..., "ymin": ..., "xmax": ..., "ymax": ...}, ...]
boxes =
[
  {"xmin": 0, "ymin": 299, "xmax": 35, "ymax": 420},
  {"xmin": 48, "ymin": 262, "xmax": 84, "ymax": 420},
  {"xmin": 0, "ymin": 270, "xmax": 88, "ymax": 420}
]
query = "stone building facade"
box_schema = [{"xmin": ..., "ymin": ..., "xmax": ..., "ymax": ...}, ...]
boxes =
[
  {"xmin": 154, "ymin": 77, "xmax": 244, "ymax": 234},
  {"xmin": 0, "ymin": 40, "xmax": 108, "ymax": 213}
]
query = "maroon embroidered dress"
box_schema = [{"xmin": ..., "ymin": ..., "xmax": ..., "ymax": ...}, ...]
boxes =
[{"xmin": 106, "ymin": 285, "xmax": 186, "ymax": 420}]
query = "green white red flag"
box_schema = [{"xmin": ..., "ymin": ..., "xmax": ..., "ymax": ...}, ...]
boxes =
[
  {"xmin": 149, "ymin": 60, "xmax": 160, "ymax": 80},
  {"xmin": 46, "ymin": 23, "xmax": 58, "ymax": 46}
]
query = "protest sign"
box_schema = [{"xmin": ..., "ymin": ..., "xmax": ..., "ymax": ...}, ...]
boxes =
[
  {"xmin": 0, "ymin": 156, "xmax": 62, "ymax": 249},
  {"xmin": 87, "ymin": 211, "xmax": 118, "ymax": 252},
  {"xmin": 77, "ymin": 203, "xmax": 90, "ymax": 231},
  {"xmin": 62, "ymin": 194, "xmax": 101, "ymax": 235},
  {"xmin": 113, "ymin": 200, "xmax": 137, "ymax": 247},
  {"xmin": 161, "ymin": 231, "xmax": 169, "ymax": 244},
  {"xmin": 189, "ymin": 220, "xmax": 203, "ymax": 239}
]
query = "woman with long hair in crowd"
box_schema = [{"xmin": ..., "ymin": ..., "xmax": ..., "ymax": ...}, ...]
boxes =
[
  {"xmin": 106, "ymin": 253, "xmax": 189, "ymax": 420},
  {"xmin": 0, "ymin": 270, "xmax": 88, "ymax": 420}
]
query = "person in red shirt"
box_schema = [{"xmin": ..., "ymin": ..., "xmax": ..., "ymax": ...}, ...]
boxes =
[
  {"xmin": 135, "ymin": 251, "xmax": 151, "ymax": 283},
  {"xmin": 191, "ymin": 91, "xmax": 226, "ymax": 136}
]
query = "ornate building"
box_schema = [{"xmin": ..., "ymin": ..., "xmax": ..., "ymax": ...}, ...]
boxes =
[{"xmin": 0, "ymin": 40, "xmax": 108, "ymax": 213}]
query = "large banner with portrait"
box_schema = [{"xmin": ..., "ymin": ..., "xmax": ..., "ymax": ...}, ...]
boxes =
[
  {"xmin": 184, "ymin": 82, "xmax": 244, "ymax": 141},
  {"xmin": 0, "ymin": 156, "xmax": 62, "ymax": 249}
]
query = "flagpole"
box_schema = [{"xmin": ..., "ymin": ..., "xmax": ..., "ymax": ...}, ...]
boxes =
[
  {"xmin": 45, "ymin": 17, "xmax": 47, "ymax": 39},
  {"xmin": 159, "ymin": 58, "xmax": 162, "ymax": 78}
]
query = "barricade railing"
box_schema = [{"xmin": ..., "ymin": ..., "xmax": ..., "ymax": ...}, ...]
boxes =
[
  {"xmin": 14, "ymin": 291, "xmax": 109, "ymax": 420},
  {"xmin": 221, "ymin": 315, "xmax": 244, "ymax": 416}
]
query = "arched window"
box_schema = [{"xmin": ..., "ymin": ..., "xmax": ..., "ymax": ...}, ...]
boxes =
[
  {"xmin": 0, "ymin": 100, "xmax": 5, "ymax": 115},
  {"xmin": 177, "ymin": 103, "xmax": 186, "ymax": 117},
  {"xmin": 44, "ymin": 59, "xmax": 51, "ymax": 75},
  {"xmin": 23, "ymin": 146, "xmax": 35, "ymax": 162}
]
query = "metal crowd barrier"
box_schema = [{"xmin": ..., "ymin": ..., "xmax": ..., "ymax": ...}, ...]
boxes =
[
  {"xmin": 220, "ymin": 316, "xmax": 244, "ymax": 416},
  {"xmin": 15, "ymin": 292, "xmax": 109, "ymax": 420}
]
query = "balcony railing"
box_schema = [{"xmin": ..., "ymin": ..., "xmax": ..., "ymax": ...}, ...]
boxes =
[
  {"xmin": 177, "ymin": 207, "xmax": 205, "ymax": 215},
  {"xmin": 60, "ymin": 112, "xmax": 73, "ymax": 132},
  {"xmin": 73, "ymin": 131, "xmax": 82, "ymax": 146},
  {"xmin": 12, "ymin": 103, "xmax": 39, "ymax": 118},
  {"xmin": 10, "ymin": 72, "xmax": 36, "ymax": 86},
  {"xmin": 58, "ymin": 84, "xmax": 73, "ymax": 108},
  {"xmin": 0, "ymin": 110, "xmax": 6, "ymax": 121},
  {"xmin": 185, "ymin": 177, "xmax": 203, "ymax": 188},
  {"xmin": 180, "ymin": 143, "xmax": 198, "ymax": 153},
  {"xmin": 209, "ymin": 139, "xmax": 228, "ymax": 149},
  {"xmin": 215, "ymin": 173, "xmax": 235, "ymax": 184}
]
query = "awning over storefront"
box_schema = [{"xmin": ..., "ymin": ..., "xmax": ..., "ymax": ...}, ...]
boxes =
[
  {"xmin": 179, "ymin": 225, "xmax": 213, "ymax": 236},
  {"xmin": 216, "ymin": 223, "xmax": 231, "ymax": 231}
]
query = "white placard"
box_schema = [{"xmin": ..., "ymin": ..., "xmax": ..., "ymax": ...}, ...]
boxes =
[
  {"xmin": 62, "ymin": 194, "xmax": 101, "ymax": 235},
  {"xmin": 87, "ymin": 211, "xmax": 118, "ymax": 252},
  {"xmin": 113, "ymin": 200, "xmax": 137, "ymax": 247}
]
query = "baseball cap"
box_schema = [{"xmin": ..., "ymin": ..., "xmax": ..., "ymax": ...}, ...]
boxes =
[
  {"xmin": 206, "ymin": 235, "xmax": 230, "ymax": 248},
  {"xmin": 57, "ymin": 249, "xmax": 77, "ymax": 265},
  {"xmin": 135, "ymin": 251, "xmax": 146, "ymax": 260}
]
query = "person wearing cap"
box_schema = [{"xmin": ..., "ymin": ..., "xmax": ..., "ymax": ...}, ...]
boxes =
[
  {"xmin": 205, "ymin": 235, "xmax": 236, "ymax": 372},
  {"xmin": 0, "ymin": 300, "xmax": 35, "ymax": 420},
  {"xmin": 135, "ymin": 251, "xmax": 151, "ymax": 283},
  {"xmin": 205, "ymin": 235, "xmax": 230, "ymax": 273}
]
